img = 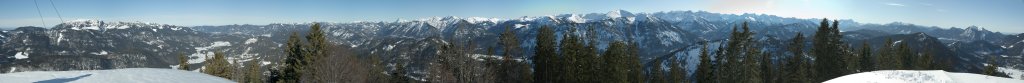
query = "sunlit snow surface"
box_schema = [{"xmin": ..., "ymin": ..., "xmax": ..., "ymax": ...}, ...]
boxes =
[
  {"xmin": 0, "ymin": 68, "xmax": 233, "ymax": 83},
  {"xmin": 826, "ymin": 70, "xmax": 1024, "ymax": 83}
]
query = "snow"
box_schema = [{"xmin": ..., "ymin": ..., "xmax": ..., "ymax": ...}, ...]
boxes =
[
  {"xmin": 998, "ymin": 67, "xmax": 1024, "ymax": 79},
  {"xmin": 606, "ymin": 10, "xmax": 635, "ymax": 18},
  {"xmin": 384, "ymin": 45, "xmax": 395, "ymax": 51},
  {"xmin": 826, "ymin": 70, "xmax": 1024, "ymax": 83},
  {"xmin": 244, "ymin": 38, "xmax": 258, "ymax": 44},
  {"xmin": 0, "ymin": 68, "xmax": 233, "ymax": 83},
  {"xmin": 189, "ymin": 41, "xmax": 232, "ymax": 64},
  {"xmin": 746, "ymin": 17, "xmax": 756, "ymax": 21},
  {"xmin": 13, "ymin": 52, "xmax": 28, "ymax": 59},
  {"xmin": 56, "ymin": 33, "xmax": 64, "ymax": 44},
  {"xmin": 514, "ymin": 24, "xmax": 529, "ymax": 29},
  {"xmin": 465, "ymin": 17, "xmax": 501, "ymax": 24},
  {"xmin": 567, "ymin": 14, "xmax": 588, "ymax": 23},
  {"xmin": 90, "ymin": 51, "xmax": 109, "ymax": 55}
]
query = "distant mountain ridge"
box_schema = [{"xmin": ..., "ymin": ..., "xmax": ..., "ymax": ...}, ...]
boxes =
[{"xmin": 0, "ymin": 10, "xmax": 1020, "ymax": 79}]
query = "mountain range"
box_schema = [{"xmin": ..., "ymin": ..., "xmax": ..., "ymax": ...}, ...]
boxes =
[{"xmin": 0, "ymin": 10, "xmax": 1021, "ymax": 79}]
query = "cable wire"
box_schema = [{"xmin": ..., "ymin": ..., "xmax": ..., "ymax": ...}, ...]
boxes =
[
  {"xmin": 34, "ymin": 0, "xmax": 46, "ymax": 27},
  {"xmin": 49, "ymin": 0, "xmax": 64, "ymax": 23}
]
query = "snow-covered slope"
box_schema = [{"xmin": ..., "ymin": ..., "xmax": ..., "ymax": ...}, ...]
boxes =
[
  {"xmin": 825, "ymin": 70, "xmax": 1023, "ymax": 83},
  {"xmin": 0, "ymin": 68, "xmax": 233, "ymax": 83}
]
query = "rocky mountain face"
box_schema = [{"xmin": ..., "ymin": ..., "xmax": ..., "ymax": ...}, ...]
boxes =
[{"xmin": 0, "ymin": 10, "xmax": 1019, "ymax": 76}]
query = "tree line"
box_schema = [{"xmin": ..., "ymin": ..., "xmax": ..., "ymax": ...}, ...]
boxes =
[{"xmin": 181, "ymin": 19, "xmax": 1009, "ymax": 83}]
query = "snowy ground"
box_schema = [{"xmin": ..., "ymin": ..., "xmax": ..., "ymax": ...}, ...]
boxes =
[
  {"xmin": 0, "ymin": 68, "xmax": 233, "ymax": 83},
  {"xmin": 999, "ymin": 67, "xmax": 1024, "ymax": 79},
  {"xmin": 826, "ymin": 70, "xmax": 1024, "ymax": 83}
]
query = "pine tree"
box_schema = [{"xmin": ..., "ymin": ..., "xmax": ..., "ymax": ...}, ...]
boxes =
[
  {"xmin": 627, "ymin": 42, "xmax": 646, "ymax": 83},
  {"xmin": 761, "ymin": 51, "xmax": 776, "ymax": 83},
  {"xmin": 303, "ymin": 23, "xmax": 330, "ymax": 82},
  {"xmin": 859, "ymin": 41, "xmax": 875, "ymax": 72},
  {"xmin": 497, "ymin": 25, "xmax": 532, "ymax": 83},
  {"xmin": 603, "ymin": 41, "xmax": 630, "ymax": 83},
  {"xmin": 278, "ymin": 32, "xmax": 304, "ymax": 83},
  {"xmin": 203, "ymin": 51, "xmax": 233, "ymax": 79},
  {"xmin": 896, "ymin": 42, "xmax": 912, "ymax": 70},
  {"xmin": 650, "ymin": 60, "xmax": 666, "ymax": 83},
  {"xmin": 245, "ymin": 59, "xmax": 264, "ymax": 83},
  {"xmin": 786, "ymin": 33, "xmax": 811, "ymax": 83},
  {"xmin": 178, "ymin": 53, "xmax": 190, "ymax": 70},
  {"xmin": 877, "ymin": 38, "xmax": 896, "ymax": 70},
  {"xmin": 559, "ymin": 28, "xmax": 592, "ymax": 82},
  {"xmin": 742, "ymin": 47, "xmax": 763, "ymax": 83},
  {"xmin": 533, "ymin": 25, "xmax": 559, "ymax": 83},
  {"xmin": 812, "ymin": 19, "xmax": 848, "ymax": 81},
  {"xmin": 696, "ymin": 43, "xmax": 714, "ymax": 83},
  {"xmin": 983, "ymin": 56, "xmax": 998, "ymax": 76},
  {"xmin": 917, "ymin": 48, "xmax": 935, "ymax": 70},
  {"xmin": 669, "ymin": 58, "xmax": 687, "ymax": 83}
]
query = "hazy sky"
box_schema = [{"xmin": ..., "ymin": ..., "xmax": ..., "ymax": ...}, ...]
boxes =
[{"xmin": 1, "ymin": 0, "xmax": 1022, "ymax": 32}]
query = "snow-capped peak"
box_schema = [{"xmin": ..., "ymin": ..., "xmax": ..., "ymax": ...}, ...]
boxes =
[
  {"xmin": 56, "ymin": 19, "xmax": 186, "ymax": 31},
  {"xmin": 607, "ymin": 9, "xmax": 635, "ymax": 18},
  {"xmin": 465, "ymin": 17, "xmax": 501, "ymax": 24},
  {"xmin": 567, "ymin": 14, "xmax": 587, "ymax": 23}
]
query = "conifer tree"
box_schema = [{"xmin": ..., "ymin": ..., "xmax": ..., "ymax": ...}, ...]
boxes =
[
  {"xmin": 696, "ymin": 43, "xmax": 714, "ymax": 83},
  {"xmin": 178, "ymin": 53, "xmax": 190, "ymax": 70},
  {"xmin": 245, "ymin": 59, "xmax": 264, "ymax": 83},
  {"xmin": 650, "ymin": 60, "xmax": 666, "ymax": 83},
  {"xmin": 203, "ymin": 51, "xmax": 233, "ymax": 79},
  {"xmin": 984, "ymin": 56, "xmax": 998, "ymax": 76},
  {"xmin": 896, "ymin": 42, "xmax": 912, "ymax": 70},
  {"xmin": 278, "ymin": 32, "xmax": 304, "ymax": 83},
  {"xmin": 533, "ymin": 25, "xmax": 559, "ymax": 83},
  {"xmin": 669, "ymin": 58, "xmax": 687, "ymax": 83},
  {"xmin": 742, "ymin": 47, "xmax": 763, "ymax": 83},
  {"xmin": 812, "ymin": 19, "xmax": 848, "ymax": 81},
  {"xmin": 786, "ymin": 33, "xmax": 811, "ymax": 83},
  {"xmin": 917, "ymin": 48, "xmax": 935, "ymax": 70},
  {"xmin": 877, "ymin": 38, "xmax": 897, "ymax": 70},
  {"xmin": 859, "ymin": 41, "xmax": 875, "ymax": 72},
  {"xmin": 303, "ymin": 23, "xmax": 329, "ymax": 82},
  {"xmin": 497, "ymin": 25, "xmax": 532, "ymax": 83},
  {"xmin": 626, "ymin": 42, "xmax": 646, "ymax": 83},
  {"xmin": 603, "ymin": 41, "xmax": 630, "ymax": 83}
]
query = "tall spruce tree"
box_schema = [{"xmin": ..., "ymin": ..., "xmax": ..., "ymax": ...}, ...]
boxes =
[
  {"xmin": 533, "ymin": 25, "xmax": 559, "ymax": 83},
  {"xmin": 877, "ymin": 38, "xmax": 896, "ymax": 70},
  {"xmin": 896, "ymin": 42, "xmax": 912, "ymax": 70},
  {"xmin": 603, "ymin": 41, "xmax": 630, "ymax": 83},
  {"xmin": 786, "ymin": 33, "xmax": 811, "ymax": 83},
  {"xmin": 303, "ymin": 23, "xmax": 329, "ymax": 82},
  {"xmin": 812, "ymin": 19, "xmax": 848, "ymax": 82},
  {"xmin": 245, "ymin": 59, "xmax": 264, "ymax": 83},
  {"xmin": 669, "ymin": 58, "xmax": 687, "ymax": 83},
  {"xmin": 627, "ymin": 42, "xmax": 646, "ymax": 83},
  {"xmin": 859, "ymin": 41, "xmax": 875, "ymax": 72},
  {"xmin": 279, "ymin": 32, "xmax": 304, "ymax": 83},
  {"xmin": 650, "ymin": 60, "xmax": 666, "ymax": 83},
  {"xmin": 696, "ymin": 43, "xmax": 714, "ymax": 83}
]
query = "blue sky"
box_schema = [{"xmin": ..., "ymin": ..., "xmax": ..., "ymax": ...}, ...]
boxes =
[{"xmin": 1, "ymin": 0, "xmax": 1023, "ymax": 32}]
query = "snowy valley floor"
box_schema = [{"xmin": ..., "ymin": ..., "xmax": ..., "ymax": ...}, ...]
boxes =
[
  {"xmin": 826, "ymin": 70, "xmax": 1024, "ymax": 83},
  {"xmin": 0, "ymin": 68, "xmax": 233, "ymax": 83}
]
